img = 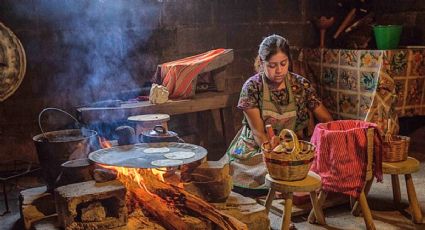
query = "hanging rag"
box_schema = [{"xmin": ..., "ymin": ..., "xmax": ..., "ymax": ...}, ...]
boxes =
[
  {"xmin": 152, "ymin": 48, "xmax": 227, "ymax": 99},
  {"xmin": 310, "ymin": 120, "xmax": 383, "ymax": 198}
]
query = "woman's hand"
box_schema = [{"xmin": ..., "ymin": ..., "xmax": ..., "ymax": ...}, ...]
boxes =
[
  {"xmin": 313, "ymin": 103, "xmax": 333, "ymax": 123},
  {"xmin": 243, "ymin": 108, "xmax": 269, "ymax": 146}
]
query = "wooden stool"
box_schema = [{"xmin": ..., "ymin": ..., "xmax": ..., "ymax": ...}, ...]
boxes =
[
  {"xmin": 383, "ymin": 157, "xmax": 423, "ymax": 223},
  {"xmin": 264, "ymin": 172, "xmax": 325, "ymax": 230}
]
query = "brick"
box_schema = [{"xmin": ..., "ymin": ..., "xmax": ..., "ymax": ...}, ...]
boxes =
[
  {"xmin": 54, "ymin": 180, "xmax": 127, "ymax": 230},
  {"xmin": 176, "ymin": 26, "xmax": 226, "ymax": 54},
  {"xmin": 161, "ymin": 0, "xmax": 213, "ymax": 26},
  {"xmin": 215, "ymin": 0, "xmax": 261, "ymax": 25},
  {"xmin": 259, "ymin": 0, "xmax": 303, "ymax": 22},
  {"xmin": 19, "ymin": 186, "xmax": 56, "ymax": 230}
]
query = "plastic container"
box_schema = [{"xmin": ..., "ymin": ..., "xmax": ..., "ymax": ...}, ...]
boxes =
[{"xmin": 373, "ymin": 25, "xmax": 402, "ymax": 50}]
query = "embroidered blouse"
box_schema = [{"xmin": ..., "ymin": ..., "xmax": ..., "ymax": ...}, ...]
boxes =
[{"xmin": 237, "ymin": 72, "xmax": 322, "ymax": 129}]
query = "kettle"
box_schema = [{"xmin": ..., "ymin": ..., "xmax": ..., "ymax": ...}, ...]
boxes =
[{"xmin": 140, "ymin": 125, "xmax": 181, "ymax": 143}]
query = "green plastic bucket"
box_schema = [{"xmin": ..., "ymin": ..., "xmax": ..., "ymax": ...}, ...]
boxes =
[{"xmin": 373, "ymin": 25, "xmax": 402, "ymax": 50}]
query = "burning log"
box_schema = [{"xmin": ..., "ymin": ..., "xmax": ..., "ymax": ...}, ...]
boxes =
[{"xmin": 110, "ymin": 167, "xmax": 248, "ymax": 230}]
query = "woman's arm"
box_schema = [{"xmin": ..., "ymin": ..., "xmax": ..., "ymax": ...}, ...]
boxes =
[
  {"xmin": 243, "ymin": 108, "xmax": 268, "ymax": 146},
  {"xmin": 313, "ymin": 103, "xmax": 333, "ymax": 123}
]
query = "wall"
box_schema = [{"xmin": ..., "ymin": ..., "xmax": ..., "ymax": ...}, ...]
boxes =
[
  {"xmin": 0, "ymin": 0, "xmax": 320, "ymax": 163},
  {"xmin": 371, "ymin": 0, "xmax": 425, "ymax": 46}
]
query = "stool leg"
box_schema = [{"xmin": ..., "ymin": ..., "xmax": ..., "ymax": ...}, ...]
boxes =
[
  {"xmin": 309, "ymin": 191, "xmax": 326, "ymax": 225},
  {"xmin": 358, "ymin": 190, "xmax": 376, "ymax": 230},
  {"xmin": 281, "ymin": 193, "xmax": 293, "ymax": 230},
  {"xmin": 352, "ymin": 179, "xmax": 373, "ymax": 216},
  {"xmin": 405, "ymin": 174, "xmax": 423, "ymax": 223},
  {"xmin": 391, "ymin": 175, "xmax": 401, "ymax": 209},
  {"xmin": 308, "ymin": 190, "xmax": 327, "ymax": 223},
  {"xmin": 264, "ymin": 187, "xmax": 276, "ymax": 214}
]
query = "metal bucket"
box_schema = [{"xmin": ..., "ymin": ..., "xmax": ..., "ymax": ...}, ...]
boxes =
[{"xmin": 32, "ymin": 108, "xmax": 98, "ymax": 192}]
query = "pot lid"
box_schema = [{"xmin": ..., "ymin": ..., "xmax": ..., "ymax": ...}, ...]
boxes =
[
  {"xmin": 88, "ymin": 142, "xmax": 207, "ymax": 168},
  {"xmin": 143, "ymin": 125, "xmax": 177, "ymax": 138},
  {"xmin": 0, "ymin": 22, "xmax": 26, "ymax": 101}
]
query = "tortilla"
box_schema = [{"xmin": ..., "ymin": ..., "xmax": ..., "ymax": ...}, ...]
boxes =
[
  {"xmin": 143, "ymin": 147, "xmax": 170, "ymax": 153},
  {"xmin": 164, "ymin": 151, "xmax": 195, "ymax": 160},
  {"xmin": 150, "ymin": 159, "xmax": 183, "ymax": 167}
]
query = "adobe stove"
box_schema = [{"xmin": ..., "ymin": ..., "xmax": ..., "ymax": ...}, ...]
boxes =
[{"xmin": 20, "ymin": 113, "xmax": 269, "ymax": 230}]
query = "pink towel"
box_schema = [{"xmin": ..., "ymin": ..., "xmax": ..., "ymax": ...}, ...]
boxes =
[{"xmin": 310, "ymin": 120, "xmax": 383, "ymax": 198}]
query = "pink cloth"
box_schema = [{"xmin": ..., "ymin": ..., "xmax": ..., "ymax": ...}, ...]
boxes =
[{"xmin": 310, "ymin": 120, "xmax": 383, "ymax": 198}]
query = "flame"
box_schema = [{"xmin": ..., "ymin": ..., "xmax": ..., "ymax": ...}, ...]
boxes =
[
  {"xmin": 99, "ymin": 137, "xmax": 112, "ymax": 148},
  {"xmin": 151, "ymin": 168, "xmax": 167, "ymax": 181}
]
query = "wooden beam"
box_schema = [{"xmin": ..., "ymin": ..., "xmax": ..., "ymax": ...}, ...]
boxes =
[{"xmin": 77, "ymin": 92, "xmax": 239, "ymax": 124}]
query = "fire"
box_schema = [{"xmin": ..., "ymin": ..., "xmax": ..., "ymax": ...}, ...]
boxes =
[
  {"xmin": 100, "ymin": 164, "xmax": 168, "ymax": 198},
  {"xmin": 99, "ymin": 137, "xmax": 112, "ymax": 148}
]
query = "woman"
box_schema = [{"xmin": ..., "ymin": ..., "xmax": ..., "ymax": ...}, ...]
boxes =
[{"xmin": 227, "ymin": 34, "xmax": 333, "ymax": 190}]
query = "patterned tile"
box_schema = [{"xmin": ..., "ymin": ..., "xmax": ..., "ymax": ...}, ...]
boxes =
[
  {"xmin": 340, "ymin": 50, "xmax": 358, "ymax": 67},
  {"xmin": 339, "ymin": 92, "xmax": 358, "ymax": 115},
  {"xmin": 394, "ymin": 79, "xmax": 406, "ymax": 107},
  {"xmin": 410, "ymin": 49, "xmax": 425, "ymax": 76},
  {"xmin": 359, "ymin": 95, "xmax": 372, "ymax": 117},
  {"xmin": 360, "ymin": 51, "xmax": 381, "ymax": 68},
  {"xmin": 322, "ymin": 90, "xmax": 338, "ymax": 113},
  {"xmin": 322, "ymin": 67, "xmax": 337, "ymax": 88},
  {"xmin": 360, "ymin": 71, "xmax": 378, "ymax": 92},
  {"xmin": 323, "ymin": 49, "xmax": 339, "ymax": 65},
  {"xmin": 405, "ymin": 78, "xmax": 424, "ymax": 106},
  {"xmin": 339, "ymin": 68, "xmax": 358, "ymax": 91},
  {"xmin": 386, "ymin": 50, "xmax": 408, "ymax": 76}
]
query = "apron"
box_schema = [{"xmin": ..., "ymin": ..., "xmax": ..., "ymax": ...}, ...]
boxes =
[{"xmin": 227, "ymin": 74, "xmax": 307, "ymax": 189}]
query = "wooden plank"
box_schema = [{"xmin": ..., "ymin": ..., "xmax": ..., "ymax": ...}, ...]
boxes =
[
  {"xmin": 200, "ymin": 49, "xmax": 234, "ymax": 74},
  {"xmin": 77, "ymin": 92, "xmax": 239, "ymax": 124}
]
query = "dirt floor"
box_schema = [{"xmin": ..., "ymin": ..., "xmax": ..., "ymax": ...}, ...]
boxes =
[{"xmin": 1, "ymin": 127, "xmax": 425, "ymax": 230}]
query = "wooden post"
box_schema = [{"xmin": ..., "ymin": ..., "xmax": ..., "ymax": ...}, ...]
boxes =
[
  {"xmin": 358, "ymin": 190, "xmax": 376, "ymax": 230},
  {"xmin": 264, "ymin": 187, "xmax": 276, "ymax": 214},
  {"xmin": 391, "ymin": 175, "xmax": 401, "ymax": 209},
  {"xmin": 405, "ymin": 174, "xmax": 423, "ymax": 223},
  {"xmin": 308, "ymin": 190, "xmax": 327, "ymax": 223},
  {"xmin": 310, "ymin": 191, "xmax": 326, "ymax": 225},
  {"xmin": 282, "ymin": 193, "xmax": 293, "ymax": 230}
]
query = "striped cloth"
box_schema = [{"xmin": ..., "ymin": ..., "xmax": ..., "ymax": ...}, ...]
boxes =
[
  {"xmin": 310, "ymin": 120, "xmax": 383, "ymax": 198},
  {"xmin": 152, "ymin": 49, "xmax": 226, "ymax": 99}
]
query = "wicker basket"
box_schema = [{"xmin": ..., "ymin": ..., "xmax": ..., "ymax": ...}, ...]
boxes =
[
  {"xmin": 382, "ymin": 135, "xmax": 410, "ymax": 162},
  {"xmin": 262, "ymin": 129, "xmax": 315, "ymax": 181}
]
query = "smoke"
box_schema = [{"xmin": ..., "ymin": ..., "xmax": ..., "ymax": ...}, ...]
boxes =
[{"xmin": 12, "ymin": 0, "xmax": 161, "ymax": 104}]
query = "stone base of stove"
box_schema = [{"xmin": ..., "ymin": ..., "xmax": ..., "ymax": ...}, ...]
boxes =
[
  {"xmin": 19, "ymin": 186, "xmax": 56, "ymax": 230},
  {"xmin": 54, "ymin": 180, "xmax": 128, "ymax": 230},
  {"xmin": 20, "ymin": 184, "xmax": 269, "ymax": 230},
  {"xmin": 213, "ymin": 192, "xmax": 270, "ymax": 230}
]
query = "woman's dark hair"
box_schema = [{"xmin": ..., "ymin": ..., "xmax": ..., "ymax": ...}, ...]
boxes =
[{"xmin": 254, "ymin": 34, "xmax": 292, "ymax": 72}]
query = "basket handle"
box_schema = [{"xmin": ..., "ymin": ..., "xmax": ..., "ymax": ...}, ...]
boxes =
[
  {"xmin": 38, "ymin": 108, "xmax": 81, "ymax": 138},
  {"xmin": 278, "ymin": 129, "xmax": 300, "ymax": 155}
]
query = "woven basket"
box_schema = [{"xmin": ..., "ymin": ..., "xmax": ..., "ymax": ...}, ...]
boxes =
[
  {"xmin": 262, "ymin": 129, "xmax": 315, "ymax": 181},
  {"xmin": 382, "ymin": 135, "xmax": 410, "ymax": 162}
]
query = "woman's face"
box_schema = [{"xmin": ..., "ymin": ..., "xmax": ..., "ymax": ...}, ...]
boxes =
[{"xmin": 263, "ymin": 51, "xmax": 289, "ymax": 85}]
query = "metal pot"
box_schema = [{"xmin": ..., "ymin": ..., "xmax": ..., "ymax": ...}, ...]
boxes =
[
  {"xmin": 32, "ymin": 108, "xmax": 99, "ymax": 192},
  {"xmin": 139, "ymin": 125, "xmax": 180, "ymax": 143},
  {"xmin": 55, "ymin": 158, "xmax": 94, "ymax": 187}
]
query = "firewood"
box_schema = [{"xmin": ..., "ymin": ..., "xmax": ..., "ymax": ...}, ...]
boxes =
[{"xmin": 117, "ymin": 169, "xmax": 247, "ymax": 230}]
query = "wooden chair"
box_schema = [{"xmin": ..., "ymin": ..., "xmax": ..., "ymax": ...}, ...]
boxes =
[
  {"xmin": 382, "ymin": 157, "xmax": 423, "ymax": 223},
  {"xmin": 264, "ymin": 171, "xmax": 326, "ymax": 230},
  {"xmin": 308, "ymin": 128, "xmax": 376, "ymax": 230}
]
